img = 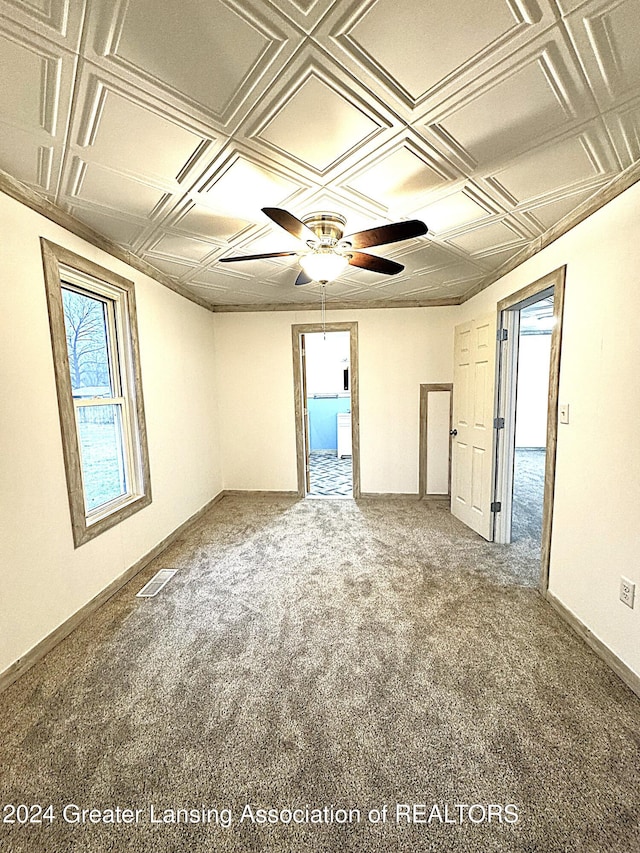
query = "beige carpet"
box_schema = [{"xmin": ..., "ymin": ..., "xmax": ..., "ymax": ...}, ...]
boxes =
[{"xmin": 0, "ymin": 496, "xmax": 638, "ymax": 852}]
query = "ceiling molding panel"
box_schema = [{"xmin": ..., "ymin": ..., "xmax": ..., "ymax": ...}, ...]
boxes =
[
  {"xmin": 564, "ymin": 0, "xmax": 640, "ymax": 109},
  {"xmin": 447, "ymin": 217, "xmax": 531, "ymax": 255},
  {"xmin": 83, "ymin": 0, "xmax": 301, "ymax": 129},
  {"xmin": 190, "ymin": 145, "xmax": 312, "ymax": 229},
  {"xmin": 412, "ymin": 184, "xmax": 503, "ymax": 237},
  {"xmin": 224, "ymin": 225, "xmax": 304, "ymax": 259},
  {"xmin": 67, "ymin": 155, "xmax": 172, "ymax": 219},
  {"xmin": 556, "ymin": 0, "xmax": 590, "ymax": 12},
  {"xmin": 66, "ymin": 199, "xmax": 145, "ymax": 246},
  {"xmin": 186, "ymin": 276, "xmax": 238, "ymax": 299},
  {"xmin": 0, "ymin": 20, "xmax": 77, "ymax": 195},
  {"xmin": 392, "ymin": 241, "xmax": 469, "ymax": 274},
  {"xmin": 603, "ymin": 95, "xmax": 640, "ymax": 166},
  {"xmin": 359, "ymin": 277, "xmax": 436, "ymax": 299},
  {"xmin": 517, "ymin": 182, "xmax": 608, "ymax": 229},
  {"xmin": 288, "ymin": 188, "xmax": 390, "ymax": 232},
  {"xmin": 312, "ymin": 279, "xmax": 371, "ymax": 298},
  {"xmin": 261, "ymin": 0, "xmax": 338, "ymax": 34},
  {"xmin": 144, "ymin": 232, "xmax": 222, "ymax": 265},
  {"xmin": 69, "ymin": 73, "xmax": 213, "ymax": 185},
  {"xmin": 1, "ymin": 0, "xmax": 639, "ymax": 310},
  {"xmin": 141, "ymin": 255, "xmax": 199, "ymax": 280},
  {"xmin": 489, "ymin": 123, "xmax": 617, "ymax": 203},
  {"xmin": 241, "ymin": 50, "xmax": 396, "ymax": 178},
  {"xmin": 160, "ymin": 197, "xmax": 256, "ymax": 246},
  {"xmin": 428, "ymin": 41, "xmax": 590, "ymax": 172},
  {"xmin": 315, "ymin": 0, "xmax": 559, "ymax": 113},
  {"xmin": 189, "ymin": 264, "xmax": 320, "ymax": 303},
  {"xmin": 338, "ymin": 132, "xmax": 462, "ymax": 216},
  {"xmin": 256, "ymin": 72, "xmax": 381, "ymax": 174},
  {"xmin": 0, "ymin": 0, "xmax": 86, "ymax": 50}
]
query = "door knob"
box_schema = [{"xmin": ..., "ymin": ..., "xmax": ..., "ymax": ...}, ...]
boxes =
[{"xmin": 449, "ymin": 429, "xmax": 457, "ymax": 436}]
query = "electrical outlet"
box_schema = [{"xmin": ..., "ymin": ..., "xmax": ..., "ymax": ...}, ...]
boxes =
[{"xmin": 620, "ymin": 577, "xmax": 635, "ymax": 609}]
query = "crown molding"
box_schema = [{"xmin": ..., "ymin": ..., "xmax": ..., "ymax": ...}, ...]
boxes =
[{"xmin": 209, "ymin": 295, "xmax": 464, "ymax": 312}]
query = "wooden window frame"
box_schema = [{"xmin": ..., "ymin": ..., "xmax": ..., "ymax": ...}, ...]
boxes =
[{"xmin": 41, "ymin": 239, "xmax": 152, "ymax": 547}]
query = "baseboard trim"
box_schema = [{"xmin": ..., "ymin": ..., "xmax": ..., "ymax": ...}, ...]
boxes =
[
  {"xmin": 0, "ymin": 491, "xmax": 225, "ymax": 696},
  {"xmin": 546, "ymin": 591, "xmax": 640, "ymax": 699},
  {"xmin": 421, "ymin": 494, "xmax": 450, "ymax": 502},
  {"xmin": 358, "ymin": 492, "xmax": 420, "ymax": 500},
  {"xmin": 221, "ymin": 490, "xmax": 299, "ymax": 498}
]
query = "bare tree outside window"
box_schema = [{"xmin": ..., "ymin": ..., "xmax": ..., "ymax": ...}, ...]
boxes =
[{"xmin": 62, "ymin": 290, "xmax": 111, "ymax": 396}]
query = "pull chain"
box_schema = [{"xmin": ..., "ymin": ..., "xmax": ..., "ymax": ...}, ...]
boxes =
[{"xmin": 321, "ymin": 284, "xmax": 326, "ymax": 339}]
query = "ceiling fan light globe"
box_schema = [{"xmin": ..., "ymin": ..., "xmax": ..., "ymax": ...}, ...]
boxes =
[{"xmin": 299, "ymin": 251, "xmax": 348, "ymax": 283}]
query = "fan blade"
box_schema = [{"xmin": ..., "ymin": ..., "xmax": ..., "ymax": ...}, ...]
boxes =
[
  {"xmin": 348, "ymin": 251, "xmax": 404, "ymax": 275},
  {"xmin": 219, "ymin": 251, "xmax": 298, "ymax": 263},
  {"xmin": 294, "ymin": 270, "xmax": 313, "ymax": 286},
  {"xmin": 262, "ymin": 207, "xmax": 318, "ymax": 244},
  {"xmin": 343, "ymin": 219, "xmax": 427, "ymax": 250}
]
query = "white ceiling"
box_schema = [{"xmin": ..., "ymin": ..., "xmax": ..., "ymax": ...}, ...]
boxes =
[{"xmin": 1, "ymin": 0, "xmax": 639, "ymax": 310}]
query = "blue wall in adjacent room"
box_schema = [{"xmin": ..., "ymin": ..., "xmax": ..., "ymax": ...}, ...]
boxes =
[{"xmin": 308, "ymin": 396, "xmax": 351, "ymax": 451}]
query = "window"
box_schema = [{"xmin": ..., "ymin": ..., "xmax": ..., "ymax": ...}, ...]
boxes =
[{"xmin": 42, "ymin": 240, "xmax": 151, "ymax": 546}]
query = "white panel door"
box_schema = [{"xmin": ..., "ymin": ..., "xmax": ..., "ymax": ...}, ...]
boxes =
[{"xmin": 451, "ymin": 315, "xmax": 497, "ymax": 540}]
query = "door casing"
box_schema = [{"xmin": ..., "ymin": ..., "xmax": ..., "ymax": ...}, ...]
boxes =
[
  {"xmin": 494, "ymin": 266, "xmax": 566, "ymax": 593},
  {"xmin": 419, "ymin": 383, "xmax": 453, "ymax": 500},
  {"xmin": 291, "ymin": 322, "xmax": 360, "ymax": 499},
  {"xmin": 300, "ymin": 334, "xmax": 311, "ymax": 494}
]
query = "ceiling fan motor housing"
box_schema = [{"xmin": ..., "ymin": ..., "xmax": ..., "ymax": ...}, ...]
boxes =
[{"xmin": 302, "ymin": 212, "xmax": 347, "ymax": 246}]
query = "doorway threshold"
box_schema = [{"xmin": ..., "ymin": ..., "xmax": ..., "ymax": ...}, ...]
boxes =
[{"xmin": 306, "ymin": 493, "xmax": 354, "ymax": 501}]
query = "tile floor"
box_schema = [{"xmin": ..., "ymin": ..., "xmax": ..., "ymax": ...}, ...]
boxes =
[
  {"xmin": 306, "ymin": 448, "xmax": 544, "ymax": 515},
  {"xmin": 308, "ymin": 451, "xmax": 352, "ymax": 497}
]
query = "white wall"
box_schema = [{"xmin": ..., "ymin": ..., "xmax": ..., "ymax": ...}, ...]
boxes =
[
  {"xmin": 0, "ymin": 191, "xmax": 222, "ymax": 676},
  {"xmin": 304, "ymin": 331, "xmax": 350, "ymax": 395},
  {"xmin": 515, "ymin": 334, "xmax": 551, "ymax": 448},
  {"xmin": 214, "ymin": 307, "xmax": 457, "ymax": 494},
  {"xmin": 457, "ymin": 181, "xmax": 640, "ymax": 679}
]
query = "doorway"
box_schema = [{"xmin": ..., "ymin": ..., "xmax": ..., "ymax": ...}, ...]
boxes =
[
  {"xmin": 292, "ymin": 322, "xmax": 360, "ymax": 499},
  {"xmin": 493, "ymin": 267, "xmax": 566, "ymax": 591},
  {"xmin": 419, "ymin": 383, "xmax": 453, "ymax": 500},
  {"xmin": 511, "ymin": 296, "xmax": 554, "ymax": 556}
]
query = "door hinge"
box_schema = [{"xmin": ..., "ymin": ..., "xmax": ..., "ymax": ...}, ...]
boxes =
[
  {"xmin": 494, "ymin": 417, "xmax": 505, "ymax": 429},
  {"xmin": 491, "ymin": 501, "xmax": 502, "ymax": 513},
  {"xmin": 497, "ymin": 328, "xmax": 508, "ymax": 341}
]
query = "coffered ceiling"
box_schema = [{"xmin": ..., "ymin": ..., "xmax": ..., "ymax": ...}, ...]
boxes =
[{"xmin": 1, "ymin": 0, "xmax": 639, "ymax": 310}]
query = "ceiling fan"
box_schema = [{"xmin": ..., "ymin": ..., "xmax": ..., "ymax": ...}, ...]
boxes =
[{"xmin": 219, "ymin": 208, "xmax": 428, "ymax": 285}]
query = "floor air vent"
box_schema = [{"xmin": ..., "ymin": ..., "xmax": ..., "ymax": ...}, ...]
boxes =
[{"xmin": 136, "ymin": 569, "xmax": 177, "ymax": 598}]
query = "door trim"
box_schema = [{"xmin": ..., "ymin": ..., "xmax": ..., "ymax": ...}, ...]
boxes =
[
  {"xmin": 495, "ymin": 266, "xmax": 566, "ymax": 593},
  {"xmin": 291, "ymin": 322, "xmax": 360, "ymax": 499},
  {"xmin": 300, "ymin": 334, "xmax": 311, "ymax": 494},
  {"xmin": 419, "ymin": 383, "xmax": 453, "ymax": 500}
]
